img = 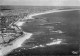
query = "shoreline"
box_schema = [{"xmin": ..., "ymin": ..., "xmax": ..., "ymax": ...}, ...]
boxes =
[
  {"xmin": 1, "ymin": 33, "xmax": 33, "ymax": 56},
  {"xmin": 0, "ymin": 9, "xmax": 79, "ymax": 56},
  {"xmin": 27, "ymin": 9, "xmax": 80, "ymax": 19}
]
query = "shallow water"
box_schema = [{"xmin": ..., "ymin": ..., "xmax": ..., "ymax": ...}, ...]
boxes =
[
  {"xmin": 5, "ymin": 9, "xmax": 80, "ymax": 56},
  {"xmin": 20, "ymin": 10, "xmax": 80, "ymax": 55}
]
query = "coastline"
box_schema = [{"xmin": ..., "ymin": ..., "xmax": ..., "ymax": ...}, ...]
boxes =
[
  {"xmin": 0, "ymin": 9, "xmax": 79, "ymax": 56},
  {"xmin": 0, "ymin": 33, "xmax": 32, "ymax": 56},
  {"xmin": 27, "ymin": 9, "xmax": 80, "ymax": 19}
]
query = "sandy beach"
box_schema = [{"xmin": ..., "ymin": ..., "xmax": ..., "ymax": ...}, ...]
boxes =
[{"xmin": 0, "ymin": 33, "xmax": 32, "ymax": 56}]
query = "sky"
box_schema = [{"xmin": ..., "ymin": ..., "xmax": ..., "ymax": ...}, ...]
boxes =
[{"xmin": 0, "ymin": 0, "xmax": 80, "ymax": 6}]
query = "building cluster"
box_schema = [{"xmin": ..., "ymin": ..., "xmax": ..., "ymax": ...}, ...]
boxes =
[{"xmin": 0, "ymin": 15, "xmax": 23, "ymax": 43}]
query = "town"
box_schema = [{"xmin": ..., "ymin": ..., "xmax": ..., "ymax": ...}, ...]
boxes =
[{"xmin": 0, "ymin": 14, "xmax": 24, "ymax": 44}]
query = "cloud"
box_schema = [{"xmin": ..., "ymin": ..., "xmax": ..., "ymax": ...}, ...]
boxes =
[
  {"xmin": 63, "ymin": 0, "xmax": 80, "ymax": 6},
  {"xmin": 1, "ymin": 0, "xmax": 80, "ymax": 6}
]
